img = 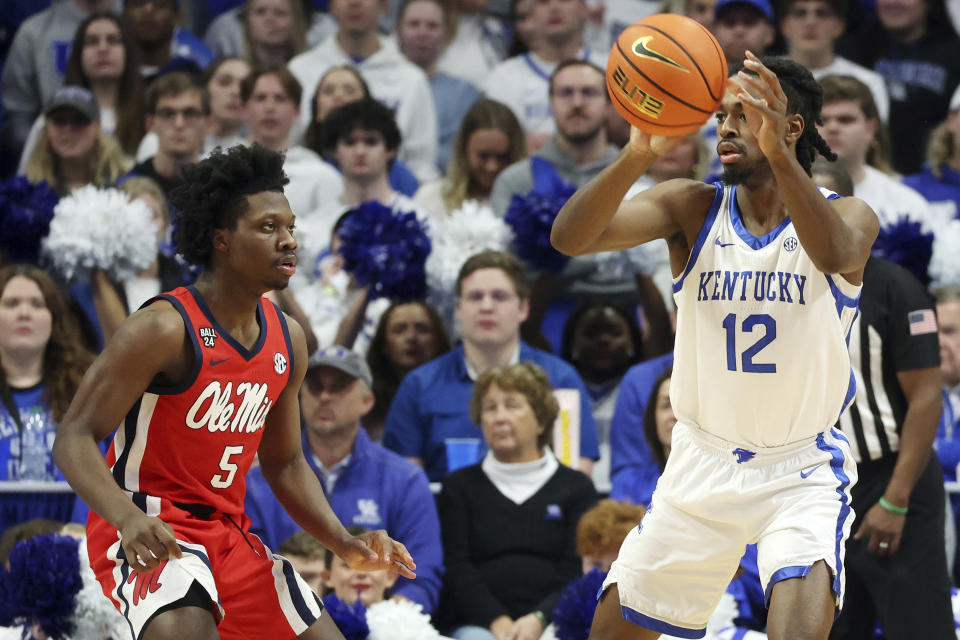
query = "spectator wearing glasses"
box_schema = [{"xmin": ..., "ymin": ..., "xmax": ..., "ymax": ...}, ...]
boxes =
[
  {"xmin": 482, "ymin": 0, "xmax": 607, "ymax": 152},
  {"xmin": 125, "ymin": 72, "xmax": 208, "ymax": 200}
]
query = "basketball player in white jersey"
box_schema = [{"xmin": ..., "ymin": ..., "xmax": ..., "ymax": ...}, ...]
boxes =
[{"xmin": 552, "ymin": 52, "xmax": 879, "ymax": 639}]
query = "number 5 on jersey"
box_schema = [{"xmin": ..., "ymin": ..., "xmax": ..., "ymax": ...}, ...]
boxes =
[
  {"xmin": 723, "ymin": 313, "xmax": 776, "ymax": 373},
  {"xmin": 211, "ymin": 445, "xmax": 244, "ymax": 488}
]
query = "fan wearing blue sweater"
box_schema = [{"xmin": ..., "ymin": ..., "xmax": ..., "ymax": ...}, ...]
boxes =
[{"xmin": 245, "ymin": 345, "xmax": 444, "ymax": 613}]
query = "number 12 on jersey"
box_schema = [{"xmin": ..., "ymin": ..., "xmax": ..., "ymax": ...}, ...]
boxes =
[{"xmin": 722, "ymin": 313, "xmax": 776, "ymax": 373}]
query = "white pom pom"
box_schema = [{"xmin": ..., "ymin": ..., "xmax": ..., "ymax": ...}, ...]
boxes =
[
  {"xmin": 425, "ymin": 200, "xmax": 514, "ymax": 329},
  {"xmin": 42, "ymin": 186, "xmax": 158, "ymax": 282},
  {"xmin": 365, "ymin": 599, "xmax": 444, "ymax": 640},
  {"xmin": 930, "ymin": 220, "xmax": 960, "ymax": 289},
  {"xmin": 72, "ymin": 538, "xmax": 130, "ymax": 640}
]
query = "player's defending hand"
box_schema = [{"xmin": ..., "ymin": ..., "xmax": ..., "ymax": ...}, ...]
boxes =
[
  {"xmin": 627, "ymin": 125, "xmax": 690, "ymax": 159},
  {"xmin": 118, "ymin": 512, "xmax": 182, "ymax": 573},
  {"xmin": 340, "ymin": 529, "xmax": 417, "ymax": 579}
]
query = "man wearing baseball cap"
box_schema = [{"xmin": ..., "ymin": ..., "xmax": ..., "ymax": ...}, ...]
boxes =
[
  {"xmin": 244, "ymin": 345, "xmax": 444, "ymax": 613},
  {"xmin": 713, "ymin": 0, "xmax": 776, "ymax": 65}
]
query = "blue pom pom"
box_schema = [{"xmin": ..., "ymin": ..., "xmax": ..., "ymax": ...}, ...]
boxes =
[
  {"xmin": 0, "ymin": 176, "xmax": 59, "ymax": 264},
  {"xmin": 337, "ymin": 201, "xmax": 432, "ymax": 301},
  {"xmin": 0, "ymin": 533, "xmax": 82, "ymax": 639},
  {"xmin": 872, "ymin": 216, "xmax": 933, "ymax": 286},
  {"xmin": 552, "ymin": 569, "xmax": 608, "ymax": 640},
  {"xmin": 504, "ymin": 187, "xmax": 575, "ymax": 273},
  {"xmin": 322, "ymin": 593, "xmax": 369, "ymax": 640}
]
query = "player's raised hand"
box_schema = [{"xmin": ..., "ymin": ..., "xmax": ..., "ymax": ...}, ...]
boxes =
[
  {"xmin": 627, "ymin": 125, "xmax": 690, "ymax": 158},
  {"xmin": 735, "ymin": 51, "xmax": 792, "ymax": 159},
  {"xmin": 118, "ymin": 512, "xmax": 182, "ymax": 573},
  {"xmin": 340, "ymin": 529, "xmax": 417, "ymax": 579}
]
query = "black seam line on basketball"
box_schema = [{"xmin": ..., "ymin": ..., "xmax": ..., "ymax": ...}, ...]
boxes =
[
  {"xmin": 614, "ymin": 39, "xmax": 714, "ymax": 116},
  {"xmin": 615, "ymin": 35, "xmax": 713, "ymax": 114},
  {"xmin": 606, "ymin": 76, "xmax": 706, "ymax": 128},
  {"xmin": 605, "ymin": 77, "xmax": 705, "ymax": 127},
  {"xmin": 687, "ymin": 20, "xmax": 727, "ymax": 103},
  {"xmin": 638, "ymin": 23, "xmax": 722, "ymax": 103}
]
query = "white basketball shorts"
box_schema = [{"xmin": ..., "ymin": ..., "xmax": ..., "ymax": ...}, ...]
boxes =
[{"xmin": 603, "ymin": 422, "xmax": 857, "ymax": 639}]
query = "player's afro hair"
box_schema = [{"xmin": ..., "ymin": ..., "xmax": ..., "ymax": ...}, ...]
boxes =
[
  {"xmin": 731, "ymin": 56, "xmax": 837, "ymax": 176},
  {"xmin": 169, "ymin": 143, "xmax": 289, "ymax": 267}
]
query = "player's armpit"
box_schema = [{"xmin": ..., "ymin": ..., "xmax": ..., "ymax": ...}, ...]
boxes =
[
  {"xmin": 831, "ymin": 196, "xmax": 880, "ymax": 282},
  {"xmin": 257, "ymin": 317, "xmax": 310, "ymax": 471},
  {"xmin": 59, "ymin": 301, "xmax": 189, "ymax": 442}
]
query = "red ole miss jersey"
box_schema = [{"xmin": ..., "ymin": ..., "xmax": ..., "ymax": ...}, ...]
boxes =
[{"xmin": 105, "ymin": 286, "xmax": 293, "ymax": 515}]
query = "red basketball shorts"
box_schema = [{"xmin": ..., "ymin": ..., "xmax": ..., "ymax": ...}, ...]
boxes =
[{"xmin": 87, "ymin": 493, "xmax": 323, "ymax": 640}]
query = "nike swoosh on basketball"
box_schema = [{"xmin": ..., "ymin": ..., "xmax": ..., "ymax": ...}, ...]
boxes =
[
  {"xmin": 209, "ymin": 358, "xmax": 230, "ymax": 367},
  {"xmin": 631, "ymin": 36, "xmax": 689, "ymax": 72},
  {"xmin": 800, "ymin": 463, "xmax": 823, "ymax": 479},
  {"xmin": 715, "ymin": 239, "xmax": 735, "ymax": 247}
]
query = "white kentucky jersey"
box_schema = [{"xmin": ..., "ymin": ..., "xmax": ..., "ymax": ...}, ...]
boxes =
[{"xmin": 671, "ymin": 183, "xmax": 860, "ymax": 447}]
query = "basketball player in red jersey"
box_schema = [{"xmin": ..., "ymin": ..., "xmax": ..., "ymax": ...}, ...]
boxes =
[{"xmin": 52, "ymin": 143, "xmax": 415, "ymax": 640}]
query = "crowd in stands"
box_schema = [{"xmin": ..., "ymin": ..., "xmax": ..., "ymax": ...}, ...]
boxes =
[{"xmin": 2, "ymin": 0, "xmax": 960, "ymax": 637}]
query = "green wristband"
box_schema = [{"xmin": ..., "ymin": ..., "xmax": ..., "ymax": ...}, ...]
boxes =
[
  {"xmin": 878, "ymin": 496, "xmax": 908, "ymax": 516},
  {"xmin": 532, "ymin": 610, "xmax": 547, "ymax": 629}
]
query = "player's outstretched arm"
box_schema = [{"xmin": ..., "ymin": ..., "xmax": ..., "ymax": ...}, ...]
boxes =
[
  {"xmin": 736, "ymin": 51, "xmax": 879, "ymax": 279},
  {"xmin": 550, "ymin": 128, "xmax": 714, "ymax": 257},
  {"xmin": 257, "ymin": 318, "xmax": 416, "ymax": 579},
  {"xmin": 53, "ymin": 304, "xmax": 187, "ymax": 572}
]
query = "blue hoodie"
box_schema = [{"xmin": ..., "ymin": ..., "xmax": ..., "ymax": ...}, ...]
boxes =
[{"xmin": 244, "ymin": 427, "xmax": 444, "ymax": 612}]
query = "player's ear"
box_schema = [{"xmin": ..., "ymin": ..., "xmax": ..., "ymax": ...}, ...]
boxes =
[
  {"xmin": 784, "ymin": 113, "xmax": 804, "ymax": 146},
  {"xmin": 212, "ymin": 227, "xmax": 231, "ymax": 254}
]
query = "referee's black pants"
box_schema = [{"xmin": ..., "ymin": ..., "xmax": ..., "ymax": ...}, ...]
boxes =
[{"xmin": 830, "ymin": 455, "xmax": 954, "ymax": 640}]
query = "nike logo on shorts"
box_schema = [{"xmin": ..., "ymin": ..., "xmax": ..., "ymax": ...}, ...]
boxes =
[{"xmin": 800, "ymin": 463, "xmax": 824, "ymax": 479}]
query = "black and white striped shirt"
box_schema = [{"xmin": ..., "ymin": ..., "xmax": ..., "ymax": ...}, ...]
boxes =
[{"xmin": 837, "ymin": 257, "xmax": 940, "ymax": 463}]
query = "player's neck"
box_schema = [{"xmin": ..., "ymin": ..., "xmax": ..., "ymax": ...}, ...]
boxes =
[
  {"xmin": 789, "ymin": 47, "xmax": 834, "ymax": 71},
  {"xmin": 736, "ymin": 184, "xmax": 788, "ymax": 234},
  {"xmin": 192, "ymin": 275, "xmax": 265, "ymax": 344},
  {"xmin": 0, "ymin": 348, "xmax": 43, "ymax": 388},
  {"xmin": 463, "ymin": 338, "xmax": 519, "ymax": 376},
  {"xmin": 306, "ymin": 425, "xmax": 357, "ymax": 470}
]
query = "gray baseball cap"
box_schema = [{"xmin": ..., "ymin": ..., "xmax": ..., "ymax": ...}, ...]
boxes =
[
  {"xmin": 307, "ymin": 346, "xmax": 373, "ymax": 389},
  {"xmin": 45, "ymin": 86, "xmax": 99, "ymax": 123}
]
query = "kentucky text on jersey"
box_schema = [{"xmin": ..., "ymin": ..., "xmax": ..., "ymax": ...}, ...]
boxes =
[{"xmin": 697, "ymin": 270, "xmax": 808, "ymax": 304}]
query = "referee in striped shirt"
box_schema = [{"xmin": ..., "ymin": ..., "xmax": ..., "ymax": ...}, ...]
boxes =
[{"xmin": 813, "ymin": 163, "xmax": 953, "ymax": 639}]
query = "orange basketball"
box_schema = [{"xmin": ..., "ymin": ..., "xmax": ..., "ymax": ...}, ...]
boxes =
[{"xmin": 606, "ymin": 13, "xmax": 728, "ymax": 136}]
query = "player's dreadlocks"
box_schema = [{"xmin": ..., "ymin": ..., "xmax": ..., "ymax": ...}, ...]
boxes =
[
  {"xmin": 168, "ymin": 143, "xmax": 289, "ymax": 267},
  {"xmin": 731, "ymin": 56, "xmax": 836, "ymax": 176}
]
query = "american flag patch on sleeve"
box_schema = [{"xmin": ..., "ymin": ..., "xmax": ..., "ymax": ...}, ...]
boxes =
[{"xmin": 908, "ymin": 309, "xmax": 938, "ymax": 335}]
